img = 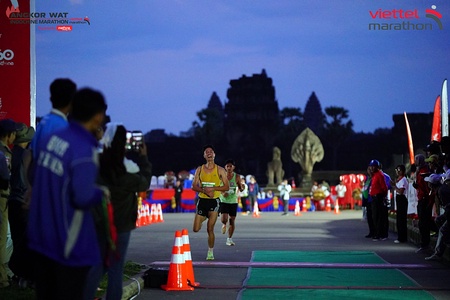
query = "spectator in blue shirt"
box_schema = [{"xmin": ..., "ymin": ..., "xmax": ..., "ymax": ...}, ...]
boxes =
[{"xmin": 28, "ymin": 88, "xmax": 108, "ymax": 300}]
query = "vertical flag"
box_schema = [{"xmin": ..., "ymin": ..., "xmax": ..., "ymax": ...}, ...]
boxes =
[
  {"xmin": 404, "ymin": 112, "xmax": 414, "ymax": 165},
  {"xmin": 0, "ymin": 0, "xmax": 36, "ymax": 126},
  {"xmin": 442, "ymin": 79, "xmax": 448, "ymax": 137},
  {"xmin": 431, "ymin": 95, "xmax": 441, "ymax": 142}
]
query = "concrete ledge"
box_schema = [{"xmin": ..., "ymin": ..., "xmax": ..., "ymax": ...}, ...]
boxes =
[{"xmin": 121, "ymin": 276, "xmax": 144, "ymax": 300}]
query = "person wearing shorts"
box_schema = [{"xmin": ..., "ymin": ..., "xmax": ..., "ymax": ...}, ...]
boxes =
[
  {"xmin": 219, "ymin": 159, "xmax": 243, "ymax": 246},
  {"xmin": 192, "ymin": 145, "xmax": 229, "ymax": 260}
]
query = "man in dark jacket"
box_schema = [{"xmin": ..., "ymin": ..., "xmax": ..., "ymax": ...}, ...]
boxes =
[{"xmin": 368, "ymin": 159, "xmax": 388, "ymax": 241}]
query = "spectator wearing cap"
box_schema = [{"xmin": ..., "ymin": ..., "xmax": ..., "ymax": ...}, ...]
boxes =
[
  {"xmin": 0, "ymin": 119, "xmax": 21, "ymax": 288},
  {"xmin": 391, "ymin": 165, "xmax": 409, "ymax": 243},
  {"xmin": 31, "ymin": 78, "xmax": 76, "ymax": 159},
  {"xmin": 426, "ymin": 171, "xmax": 450, "ymax": 261},
  {"xmin": 425, "ymin": 142, "xmax": 441, "ymax": 157},
  {"xmin": 425, "ymin": 154, "xmax": 442, "ymax": 173},
  {"xmin": 368, "ymin": 159, "xmax": 388, "ymax": 241},
  {"xmin": 8, "ymin": 124, "xmax": 35, "ymax": 284},
  {"xmin": 413, "ymin": 154, "xmax": 434, "ymax": 254}
]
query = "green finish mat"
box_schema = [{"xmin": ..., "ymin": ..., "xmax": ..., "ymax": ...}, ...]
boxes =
[{"xmin": 240, "ymin": 251, "xmax": 434, "ymax": 300}]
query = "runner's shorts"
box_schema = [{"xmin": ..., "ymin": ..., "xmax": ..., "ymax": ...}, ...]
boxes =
[
  {"xmin": 219, "ymin": 202, "xmax": 238, "ymax": 217},
  {"xmin": 196, "ymin": 197, "xmax": 220, "ymax": 217}
]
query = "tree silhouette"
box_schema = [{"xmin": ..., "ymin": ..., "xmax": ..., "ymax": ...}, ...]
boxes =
[
  {"xmin": 192, "ymin": 92, "xmax": 224, "ymax": 146},
  {"xmin": 304, "ymin": 92, "xmax": 324, "ymax": 135},
  {"xmin": 192, "ymin": 108, "xmax": 224, "ymax": 146},
  {"xmin": 321, "ymin": 106, "xmax": 354, "ymax": 170},
  {"xmin": 281, "ymin": 107, "xmax": 303, "ymax": 126}
]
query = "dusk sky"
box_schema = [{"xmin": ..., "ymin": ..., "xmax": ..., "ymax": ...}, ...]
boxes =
[{"xmin": 34, "ymin": 0, "xmax": 450, "ymax": 136}]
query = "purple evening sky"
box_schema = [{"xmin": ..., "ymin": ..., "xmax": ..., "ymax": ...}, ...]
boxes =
[{"xmin": 34, "ymin": 0, "xmax": 450, "ymax": 135}]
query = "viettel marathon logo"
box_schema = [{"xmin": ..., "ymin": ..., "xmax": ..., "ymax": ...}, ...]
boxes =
[
  {"xmin": 426, "ymin": 5, "xmax": 443, "ymax": 29},
  {"xmin": 369, "ymin": 5, "xmax": 443, "ymax": 31}
]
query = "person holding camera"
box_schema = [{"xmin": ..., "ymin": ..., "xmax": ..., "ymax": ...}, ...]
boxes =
[
  {"xmin": 84, "ymin": 123, "xmax": 152, "ymax": 300},
  {"xmin": 278, "ymin": 179, "xmax": 292, "ymax": 216}
]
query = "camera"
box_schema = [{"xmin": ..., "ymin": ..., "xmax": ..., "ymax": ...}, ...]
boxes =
[{"xmin": 126, "ymin": 130, "xmax": 144, "ymax": 151}]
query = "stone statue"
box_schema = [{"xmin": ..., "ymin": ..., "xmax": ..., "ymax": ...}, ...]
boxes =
[
  {"xmin": 267, "ymin": 146, "xmax": 285, "ymax": 186},
  {"xmin": 291, "ymin": 128, "xmax": 324, "ymax": 188}
]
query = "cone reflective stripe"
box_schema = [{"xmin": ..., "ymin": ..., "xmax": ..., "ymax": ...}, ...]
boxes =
[
  {"xmin": 334, "ymin": 199, "xmax": 340, "ymax": 214},
  {"xmin": 252, "ymin": 201, "xmax": 260, "ymax": 218},
  {"xmin": 157, "ymin": 203, "xmax": 165, "ymax": 223},
  {"xmin": 294, "ymin": 200, "xmax": 301, "ymax": 216},
  {"xmin": 302, "ymin": 199, "xmax": 307, "ymax": 212},
  {"xmin": 326, "ymin": 199, "xmax": 331, "ymax": 212},
  {"xmin": 151, "ymin": 204, "xmax": 157, "ymax": 223},
  {"xmin": 140, "ymin": 205, "xmax": 147, "ymax": 226},
  {"xmin": 145, "ymin": 204, "xmax": 152, "ymax": 225},
  {"xmin": 181, "ymin": 228, "xmax": 199, "ymax": 287},
  {"xmin": 162, "ymin": 231, "xmax": 194, "ymax": 291}
]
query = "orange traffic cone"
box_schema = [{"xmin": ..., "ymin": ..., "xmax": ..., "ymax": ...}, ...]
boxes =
[
  {"xmin": 302, "ymin": 199, "xmax": 307, "ymax": 212},
  {"xmin": 334, "ymin": 199, "xmax": 340, "ymax": 214},
  {"xmin": 157, "ymin": 203, "xmax": 165, "ymax": 223},
  {"xmin": 162, "ymin": 230, "xmax": 193, "ymax": 291},
  {"xmin": 141, "ymin": 205, "xmax": 148, "ymax": 226},
  {"xmin": 151, "ymin": 204, "xmax": 157, "ymax": 223},
  {"xmin": 326, "ymin": 199, "xmax": 331, "ymax": 212},
  {"xmin": 181, "ymin": 228, "xmax": 199, "ymax": 287},
  {"xmin": 294, "ymin": 200, "xmax": 302, "ymax": 216},
  {"xmin": 145, "ymin": 204, "xmax": 152, "ymax": 225},
  {"xmin": 252, "ymin": 201, "xmax": 260, "ymax": 218}
]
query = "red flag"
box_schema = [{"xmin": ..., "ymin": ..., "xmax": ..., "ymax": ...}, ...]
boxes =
[
  {"xmin": 404, "ymin": 112, "xmax": 414, "ymax": 165},
  {"xmin": 431, "ymin": 95, "xmax": 441, "ymax": 142}
]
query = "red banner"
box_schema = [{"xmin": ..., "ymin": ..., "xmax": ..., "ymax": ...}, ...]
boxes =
[
  {"xmin": 431, "ymin": 95, "xmax": 441, "ymax": 142},
  {"xmin": 0, "ymin": 0, "xmax": 35, "ymax": 126}
]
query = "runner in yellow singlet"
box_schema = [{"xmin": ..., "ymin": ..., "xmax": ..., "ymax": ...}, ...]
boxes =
[{"xmin": 192, "ymin": 144, "xmax": 229, "ymax": 260}]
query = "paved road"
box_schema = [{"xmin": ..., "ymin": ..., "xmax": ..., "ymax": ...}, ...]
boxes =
[{"xmin": 124, "ymin": 210, "xmax": 450, "ymax": 300}]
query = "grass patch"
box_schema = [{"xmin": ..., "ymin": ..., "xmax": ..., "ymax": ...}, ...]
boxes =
[
  {"xmin": 95, "ymin": 261, "xmax": 147, "ymax": 298},
  {"xmin": 0, "ymin": 281, "xmax": 34, "ymax": 300}
]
